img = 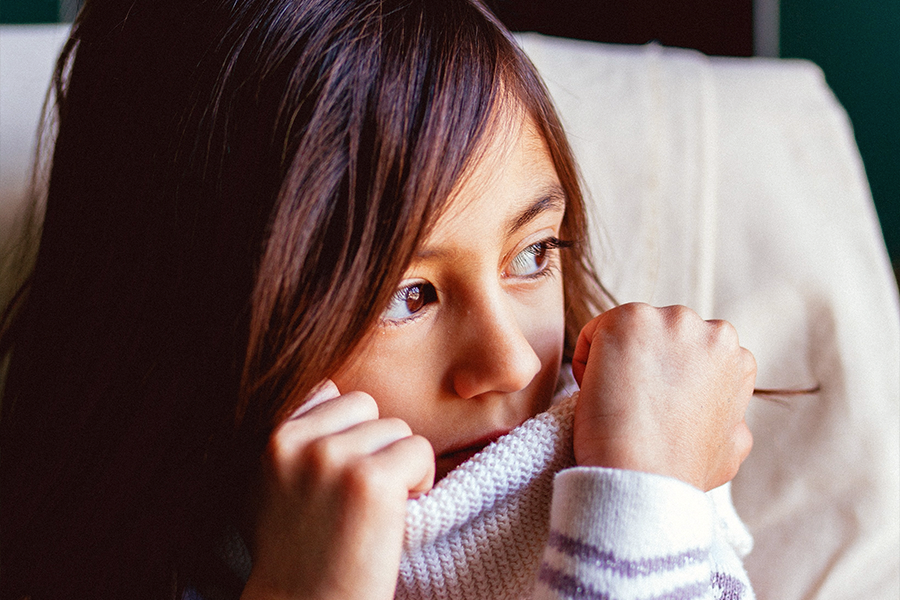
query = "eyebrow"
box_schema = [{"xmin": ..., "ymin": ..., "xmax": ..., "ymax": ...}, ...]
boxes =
[
  {"xmin": 413, "ymin": 184, "xmax": 567, "ymax": 260},
  {"xmin": 505, "ymin": 184, "xmax": 566, "ymax": 237}
]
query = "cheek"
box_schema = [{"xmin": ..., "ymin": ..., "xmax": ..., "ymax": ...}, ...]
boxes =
[
  {"xmin": 331, "ymin": 277, "xmax": 566, "ymax": 429},
  {"xmin": 521, "ymin": 278, "xmax": 567, "ymax": 375},
  {"xmin": 330, "ymin": 333, "xmax": 440, "ymax": 423}
]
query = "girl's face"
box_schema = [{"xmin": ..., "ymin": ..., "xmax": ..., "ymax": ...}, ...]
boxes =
[{"xmin": 333, "ymin": 115, "xmax": 566, "ymax": 481}]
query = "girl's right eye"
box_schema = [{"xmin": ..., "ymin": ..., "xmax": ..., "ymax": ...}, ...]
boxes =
[{"xmin": 381, "ymin": 281, "xmax": 438, "ymax": 323}]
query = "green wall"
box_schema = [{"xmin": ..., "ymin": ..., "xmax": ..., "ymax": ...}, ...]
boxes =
[
  {"xmin": 781, "ymin": 0, "xmax": 899, "ymax": 265},
  {"xmin": 0, "ymin": 0, "xmax": 58, "ymax": 23}
]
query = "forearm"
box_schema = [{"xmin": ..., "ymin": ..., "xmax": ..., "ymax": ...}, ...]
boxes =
[{"xmin": 535, "ymin": 467, "xmax": 754, "ymax": 600}]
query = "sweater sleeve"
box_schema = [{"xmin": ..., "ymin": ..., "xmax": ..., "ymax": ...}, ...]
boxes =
[{"xmin": 533, "ymin": 467, "xmax": 754, "ymax": 600}]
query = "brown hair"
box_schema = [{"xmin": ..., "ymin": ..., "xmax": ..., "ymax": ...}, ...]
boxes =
[
  {"xmin": 0, "ymin": 0, "xmax": 607, "ymax": 598},
  {"xmin": 235, "ymin": 0, "xmax": 608, "ymax": 435}
]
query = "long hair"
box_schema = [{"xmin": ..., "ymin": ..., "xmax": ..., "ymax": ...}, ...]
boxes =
[{"xmin": 0, "ymin": 0, "xmax": 608, "ymax": 598}]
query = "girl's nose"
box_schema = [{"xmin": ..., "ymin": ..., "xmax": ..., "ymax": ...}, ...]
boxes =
[{"xmin": 450, "ymin": 294, "xmax": 542, "ymax": 399}]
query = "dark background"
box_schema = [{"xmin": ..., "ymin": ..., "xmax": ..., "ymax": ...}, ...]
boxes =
[
  {"xmin": 2, "ymin": 0, "xmax": 898, "ymax": 278},
  {"xmin": 489, "ymin": 0, "xmax": 754, "ymax": 56}
]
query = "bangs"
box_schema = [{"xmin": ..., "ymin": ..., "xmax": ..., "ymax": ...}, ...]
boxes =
[{"xmin": 241, "ymin": 0, "xmax": 523, "ymax": 425}]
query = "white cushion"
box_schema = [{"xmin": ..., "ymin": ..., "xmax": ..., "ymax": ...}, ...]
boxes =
[{"xmin": 519, "ymin": 32, "xmax": 899, "ymax": 599}]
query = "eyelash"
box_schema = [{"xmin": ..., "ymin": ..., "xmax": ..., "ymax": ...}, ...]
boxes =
[
  {"xmin": 380, "ymin": 236, "xmax": 573, "ymax": 326},
  {"xmin": 506, "ymin": 236, "xmax": 573, "ymax": 280},
  {"xmin": 381, "ymin": 281, "xmax": 439, "ymax": 326}
]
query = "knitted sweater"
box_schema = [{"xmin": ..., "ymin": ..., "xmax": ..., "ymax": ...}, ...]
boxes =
[
  {"xmin": 396, "ymin": 392, "xmax": 755, "ymax": 600},
  {"xmin": 193, "ymin": 389, "xmax": 755, "ymax": 600}
]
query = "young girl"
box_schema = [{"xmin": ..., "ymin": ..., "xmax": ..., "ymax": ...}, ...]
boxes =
[{"xmin": 0, "ymin": 1, "xmax": 755, "ymax": 599}]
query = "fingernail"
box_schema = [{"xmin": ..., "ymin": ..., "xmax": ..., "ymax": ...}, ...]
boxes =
[{"xmin": 290, "ymin": 380, "xmax": 340, "ymax": 419}]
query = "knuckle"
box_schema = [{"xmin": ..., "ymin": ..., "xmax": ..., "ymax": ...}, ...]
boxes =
[
  {"xmin": 667, "ymin": 304, "xmax": 694, "ymax": 318},
  {"xmin": 662, "ymin": 304, "xmax": 700, "ymax": 331},
  {"xmin": 302, "ymin": 435, "xmax": 347, "ymax": 476},
  {"xmin": 263, "ymin": 439, "xmax": 286, "ymax": 473},
  {"xmin": 604, "ymin": 302, "xmax": 656, "ymax": 332},
  {"xmin": 623, "ymin": 301, "xmax": 655, "ymax": 318},
  {"xmin": 708, "ymin": 319, "xmax": 740, "ymax": 347},
  {"xmin": 342, "ymin": 458, "xmax": 391, "ymax": 500},
  {"xmin": 267, "ymin": 425, "xmax": 307, "ymax": 468}
]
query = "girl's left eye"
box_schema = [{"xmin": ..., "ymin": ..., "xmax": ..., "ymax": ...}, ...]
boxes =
[
  {"xmin": 381, "ymin": 281, "xmax": 438, "ymax": 323},
  {"xmin": 506, "ymin": 237, "xmax": 569, "ymax": 278}
]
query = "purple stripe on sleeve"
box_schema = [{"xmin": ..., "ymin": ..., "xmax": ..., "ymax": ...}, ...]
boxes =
[
  {"xmin": 711, "ymin": 571, "xmax": 746, "ymax": 600},
  {"xmin": 537, "ymin": 565, "xmax": 611, "ymax": 600},
  {"xmin": 538, "ymin": 564, "xmax": 709, "ymax": 600},
  {"xmin": 546, "ymin": 531, "xmax": 708, "ymax": 577}
]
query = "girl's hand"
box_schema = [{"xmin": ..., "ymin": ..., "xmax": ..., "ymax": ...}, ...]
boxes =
[
  {"xmin": 241, "ymin": 381, "xmax": 434, "ymax": 600},
  {"xmin": 571, "ymin": 303, "xmax": 755, "ymax": 492}
]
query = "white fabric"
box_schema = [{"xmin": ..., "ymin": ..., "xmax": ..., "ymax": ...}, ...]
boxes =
[
  {"xmin": 539, "ymin": 468, "xmax": 752, "ymax": 600},
  {"xmin": 2, "ymin": 24, "xmax": 898, "ymax": 600},
  {"xmin": 516, "ymin": 33, "xmax": 900, "ymax": 599},
  {"xmin": 397, "ymin": 394, "xmax": 575, "ymax": 600},
  {"xmin": 398, "ymin": 392, "xmax": 754, "ymax": 600},
  {"xmin": 0, "ymin": 25, "xmax": 68, "ymax": 305},
  {"xmin": 0, "ymin": 26, "xmax": 66, "ymax": 224}
]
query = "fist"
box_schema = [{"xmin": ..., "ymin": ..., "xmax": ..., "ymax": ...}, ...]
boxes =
[
  {"xmin": 243, "ymin": 381, "xmax": 434, "ymax": 600},
  {"xmin": 571, "ymin": 303, "xmax": 755, "ymax": 491}
]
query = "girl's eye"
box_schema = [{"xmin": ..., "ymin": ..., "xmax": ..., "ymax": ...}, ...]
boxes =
[
  {"xmin": 382, "ymin": 281, "xmax": 438, "ymax": 322},
  {"xmin": 506, "ymin": 237, "xmax": 570, "ymax": 278}
]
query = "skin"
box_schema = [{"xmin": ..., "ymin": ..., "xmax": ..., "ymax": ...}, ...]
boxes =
[
  {"xmin": 571, "ymin": 303, "xmax": 755, "ymax": 491},
  {"xmin": 242, "ymin": 111, "xmax": 756, "ymax": 600},
  {"xmin": 332, "ymin": 114, "xmax": 568, "ymax": 483}
]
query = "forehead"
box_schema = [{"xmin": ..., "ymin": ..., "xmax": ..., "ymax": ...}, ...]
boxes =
[{"xmin": 423, "ymin": 113, "xmax": 564, "ymax": 245}]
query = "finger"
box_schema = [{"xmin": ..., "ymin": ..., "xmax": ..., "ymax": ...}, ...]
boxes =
[
  {"xmin": 740, "ymin": 347, "xmax": 757, "ymax": 379},
  {"xmin": 572, "ymin": 314, "xmax": 603, "ymax": 386},
  {"xmin": 704, "ymin": 318, "xmax": 740, "ymax": 349},
  {"xmin": 370, "ymin": 434, "xmax": 435, "ymax": 498},
  {"xmin": 275, "ymin": 391, "xmax": 380, "ymax": 449},
  {"xmin": 319, "ymin": 417, "xmax": 416, "ymax": 458},
  {"xmin": 270, "ymin": 416, "xmax": 418, "ymax": 487},
  {"xmin": 735, "ymin": 419, "xmax": 753, "ymax": 465},
  {"xmin": 738, "ymin": 347, "xmax": 758, "ymax": 404},
  {"xmin": 288, "ymin": 379, "xmax": 341, "ymax": 420},
  {"xmin": 661, "ymin": 304, "xmax": 703, "ymax": 329},
  {"xmin": 704, "ymin": 420, "xmax": 754, "ymax": 491},
  {"xmin": 715, "ymin": 419, "xmax": 753, "ymax": 490}
]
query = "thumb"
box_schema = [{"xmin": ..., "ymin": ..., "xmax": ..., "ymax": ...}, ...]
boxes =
[{"xmin": 572, "ymin": 315, "xmax": 603, "ymax": 387}]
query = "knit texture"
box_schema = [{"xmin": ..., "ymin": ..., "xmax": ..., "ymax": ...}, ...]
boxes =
[
  {"xmin": 397, "ymin": 395, "xmax": 577, "ymax": 600},
  {"xmin": 396, "ymin": 392, "xmax": 753, "ymax": 600}
]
